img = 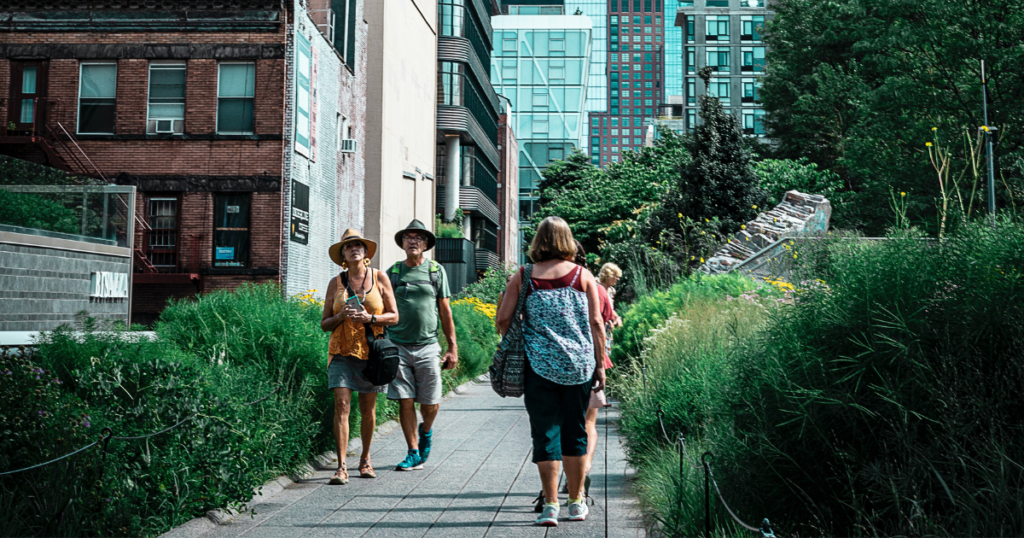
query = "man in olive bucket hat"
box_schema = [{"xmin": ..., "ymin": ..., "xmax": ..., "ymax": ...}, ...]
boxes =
[{"xmin": 385, "ymin": 219, "xmax": 457, "ymax": 471}]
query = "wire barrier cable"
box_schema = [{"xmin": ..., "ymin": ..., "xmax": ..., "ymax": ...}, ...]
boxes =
[
  {"xmin": 0, "ymin": 385, "xmax": 280, "ymax": 477},
  {"xmin": 0, "ymin": 437, "xmax": 105, "ymax": 476},
  {"xmin": 705, "ymin": 457, "xmax": 778, "ymax": 537}
]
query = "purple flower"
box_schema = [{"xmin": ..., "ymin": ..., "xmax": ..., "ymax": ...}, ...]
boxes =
[
  {"xmin": 84, "ymin": 421, "xmax": 91, "ymax": 428},
  {"xmin": 106, "ymin": 498, "xmax": 111, "ymax": 503},
  {"xmin": 38, "ymin": 411, "xmax": 43, "ymax": 415}
]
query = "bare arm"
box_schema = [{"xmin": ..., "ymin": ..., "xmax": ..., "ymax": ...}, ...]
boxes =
[
  {"xmin": 321, "ymin": 277, "xmax": 348, "ymax": 332},
  {"xmin": 496, "ymin": 269, "xmax": 523, "ymax": 336},
  {"xmin": 438, "ymin": 297, "xmax": 458, "ymax": 370},
  {"xmin": 582, "ymin": 269, "xmax": 607, "ymax": 392}
]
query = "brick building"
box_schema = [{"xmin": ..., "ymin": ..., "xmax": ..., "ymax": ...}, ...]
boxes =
[{"xmin": 0, "ymin": 0, "xmax": 367, "ymax": 324}]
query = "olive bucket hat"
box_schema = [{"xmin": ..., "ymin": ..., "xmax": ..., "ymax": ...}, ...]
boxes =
[
  {"xmin": 329, "ymin": 228, "xmax": 378, "ymax": 266},
  {"xmin": 394, "ymin": 219, "xmax": 436, "ymax": 251}
]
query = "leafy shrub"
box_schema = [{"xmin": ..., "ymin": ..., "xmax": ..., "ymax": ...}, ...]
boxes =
[
  {"xmin": 0, "ymin": 283, "xmax": 500, "ymax": 537},
  {"xmin": 753, "ymin": 157, "xmax": 844, "ymax": 206},
  {"xmin": 611, "ymin": 272, "xmax": 770, "ymax": 366},
  {"xmin": 0, "ymin": 190, "xmax": 79, "ymax": 234},
  {"xmin": 2, "ymin": 325, "xmax": 317, "ymax": 537},
  {"xmin": 458, "ymin": 265, "xmax": 516, "ymax": 305}
]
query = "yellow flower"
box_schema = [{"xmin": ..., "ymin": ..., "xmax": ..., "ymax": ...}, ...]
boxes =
[
  {"xmin": 901, "ymin": 192, "xmax": 906, "ymax": 197},
  {"xmin": 705, "ymin": 218, "xmax": 709, "ymax": 223},
  {"xmin": 752, "ymin": 205, "xmax": 757, "ymax": 209},
  {"xmin": 678, "ymin": 213, "xmax": 683, "ymax": 218},
  {"xmin": 982, "ymin": 125, "xmax": 990, "ymax": 132},
  {"xmin": 931, "ymin": 127, "xmax": 937, "ymax": 131},
  {"xmin": 793, "ymin": 254, "xmax": 798, "ymax": 259},
  {"xmin": 700, "ymin": 257, "xmax": 705, "ymax": 263},
  {"xmin": 741, "ymin": 224, "xmax": 746, "ymax": 230},
  {"xmin": 691, "ymin": 256, "xmax": 695, "ymax": 260},
  {"xmin": 925, "ymin": 142, "xmax": 933, "ymax": 147}
]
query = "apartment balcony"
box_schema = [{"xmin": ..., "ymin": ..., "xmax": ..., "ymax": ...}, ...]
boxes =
[
  {"xmin": 435, "ymin": 238, "xmax": 477, "ymax": 293},
  {"xmin": 436, "ymin": 183, "xmax": 500, "ymax": 226}
]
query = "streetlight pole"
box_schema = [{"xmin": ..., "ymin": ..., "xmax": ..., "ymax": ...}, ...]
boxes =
[{"xmin": 981, "ymin": 60, "xmax": 996, "ymax": 225}]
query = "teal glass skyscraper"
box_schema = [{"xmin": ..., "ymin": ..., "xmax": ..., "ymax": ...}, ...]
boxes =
[{"xmin": 491, "ymin": 9, "xmax": 593, "ymax": 223}]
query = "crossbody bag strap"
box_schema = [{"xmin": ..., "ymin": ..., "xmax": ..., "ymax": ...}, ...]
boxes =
[
  {"xmin": 363, "ymin": 269, "xmax": 379, "ymax": 343},
  {"xmin": 513, "ymin": 265, "xmax": 532, "ymax": 317}
]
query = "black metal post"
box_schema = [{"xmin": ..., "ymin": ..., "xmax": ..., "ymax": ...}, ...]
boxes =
[{"xmin": 982, "ymin": 60, "xmax": 996, "ymax": 225}]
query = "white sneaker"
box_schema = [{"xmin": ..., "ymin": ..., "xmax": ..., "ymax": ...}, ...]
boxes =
[
  {"xmin": 567, "ymin": 500, "xmax": 589, "ymax": 521},
  {"xmin": 535, "ymin": 503, "xmax": 559, "ymax": 526}
]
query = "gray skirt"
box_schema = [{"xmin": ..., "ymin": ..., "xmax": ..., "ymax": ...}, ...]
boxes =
[{"xmin": 328, "ymin": 355, "xmax": 387, "ymax": 393}]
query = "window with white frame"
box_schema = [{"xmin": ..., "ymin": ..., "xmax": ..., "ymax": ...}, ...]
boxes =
[
  {"xmin": 706, "ymin": 15, "xmax": 729, "ymax": 41},
  {"xmin": 706, "ymin": 47, "xmax": 730, "ymax": 73},
  {"xmin": 548, "ymin": 66, "xmax": 565, "ymax": 80},
  {"xmin": 741, "ymin": 47, "xmax": 766, "ymax": 73},
  {"xmin": 741, "ymin": 15, "xmax": 765, "ymax": 41},
  {"xmin": 78, "ymin": 63, "xmax": 117, "ymax": 134},
  {"xmin": 533, "ymin": 119, "xmax": 549, "ymax": 133},
  {"xmin": 503, "ymin": 38, "xmax": 517, "ymax": 51},
  {"xmin": 147, "ymin": 62, "xmax": 185, "ymax": 134},
  {"xmin": 708, "ymin": 78, "xmax": 730, "ymax": 105},
  {"xmin": 217, "ymin": 63, "xmax": 255, "ymax": 134}
]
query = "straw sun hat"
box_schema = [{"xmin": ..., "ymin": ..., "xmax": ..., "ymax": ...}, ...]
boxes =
[{"xmin": 329, "ymin": 229, "xmax": 377, "ymax": 267}]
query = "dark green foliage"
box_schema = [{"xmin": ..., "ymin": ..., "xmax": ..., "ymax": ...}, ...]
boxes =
[
  {"xmin": 619, "ymin": 220, "xmax": 1024, "ymax": 536},
  {"xmin": 0, "ymin": 284, "xmax": 497, "ymax": 537},
  {"xmin": 458, "ymin": 265, "xmax": 517, "ymax": 305},
  {"xmin": 443, "ymin": 301, "xmax": 499, "ymax": 394},
  {"xmin": 649, "ymin": 72, "xmax": 766, "ymax": 248},
  {"xmin": 754, "ymin": 157, "xmax": 845, "ymax": 208},
  {"xmin": 0, "ymin": 155, "xmax": 89, "ymax": 186},
  {"xmin": 537, "ymin": 149, "xmax": 598, "ymax": 209},
  {"xmin": 759, "ymin": 0, "xmax": 1024, "ymax": 233},
  {"xmin": 726, "ymin": 221, "xmax": 1024, "ymax": 535},
  {"xmin": 0, "ymin": 190, "xmax": 79, "ymax": 234}
]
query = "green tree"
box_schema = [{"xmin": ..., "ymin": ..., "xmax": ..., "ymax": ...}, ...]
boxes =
[
  {"xmin": 760, "ymin": 0, "xmax": 1024, "ymax": 233},
  {"xmin": 0, "ymin": 190, "xmax": 79, "ymax": 234},
  {"xmin": 532, "ymin": 132, "xmax": 684, "ymax": 258},
  {"xmin": 648, "ymin": 68, "xmax": 765, "ymax": 260},
  {"xmin": 754, "ymin": 157, "xmax": 845, "ymax": 219}
]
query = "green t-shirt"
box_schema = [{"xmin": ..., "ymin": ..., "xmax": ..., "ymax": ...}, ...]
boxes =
[{"xmin": 388, "ymin": 260, "xmax": 451, "ymax": 346}]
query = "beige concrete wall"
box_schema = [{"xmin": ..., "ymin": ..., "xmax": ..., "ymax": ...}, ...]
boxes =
[{"xmin": 364, "ymin": 0, "xmax": 438, "ymax": 267}]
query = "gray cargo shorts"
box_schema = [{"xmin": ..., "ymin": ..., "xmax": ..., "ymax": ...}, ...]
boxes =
[{"xmin": 387, "ymin": 342, "xmax": 443, "ymax": 405}]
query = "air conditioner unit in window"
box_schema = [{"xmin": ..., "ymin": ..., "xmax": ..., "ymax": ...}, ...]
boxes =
[
  {"xmin": 155, "ymin": 119, "xmax": 175, "ymax": 133},
  {"xmin": 340, "ymin": 139, "xmax": 358, "ymax": 153}
]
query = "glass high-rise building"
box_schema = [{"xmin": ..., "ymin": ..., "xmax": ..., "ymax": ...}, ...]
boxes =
[
  {"xmin": 491, "ymin": 10, "xmax": 593, "ymax": 224},
  {"xmin": 591, "ymin": 0, "xmax": 667, "ymax": 167},
  {"xmin": 676, "ymin": 0, "xmax": 772, "ymax": 135}
]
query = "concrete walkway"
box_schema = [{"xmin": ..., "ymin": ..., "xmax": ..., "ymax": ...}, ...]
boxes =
[{"xmin": 186, "ymin": 380, "xmax": 643, "ymax": 538}]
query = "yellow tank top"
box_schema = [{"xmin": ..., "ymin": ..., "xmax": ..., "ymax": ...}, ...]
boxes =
[{"xmin": 328, "ymin": 269, "xmax": 385, "ymax": 365}]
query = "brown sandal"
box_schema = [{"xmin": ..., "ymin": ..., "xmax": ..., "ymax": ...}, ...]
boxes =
[
  {"xmin": 329, "ymin": 467, "xmax": 349, "ymax": 485},
  {"xmin": 359, "ymin": 458, "xmax": 376, "ymax": 478}
]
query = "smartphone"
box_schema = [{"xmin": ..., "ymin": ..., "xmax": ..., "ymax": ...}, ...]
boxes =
[{"xmin": 345, "ymin": 294, "xmax": 362, "ymax": 309}]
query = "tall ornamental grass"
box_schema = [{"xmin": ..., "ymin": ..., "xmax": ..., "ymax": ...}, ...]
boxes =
[
  {"xmin": 616, "ymin": 274, "xmax": 780, "ymax": 535},
  {"xmin": 724, "ymin": 221, "xmax": 1024, "ymax": 536},
  {"xmin": 621, "ymin": 219, "xmax": 1024, "ymax": 537}
]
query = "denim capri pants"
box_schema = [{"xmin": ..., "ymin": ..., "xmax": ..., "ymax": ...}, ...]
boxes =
[{"xmin": 523, "ymin": 361, "xmax": 591, "ymax": 463}]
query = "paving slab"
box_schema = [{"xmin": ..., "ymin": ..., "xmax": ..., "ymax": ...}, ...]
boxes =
[{"xmin": 177, "ymin": 381, "xmax": 644, "ymax": 538}]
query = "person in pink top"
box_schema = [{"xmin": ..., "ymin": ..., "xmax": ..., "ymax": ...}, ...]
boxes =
[{"xmin": 570, "ymin": 243, "xmax": 617, "ymax": 497}]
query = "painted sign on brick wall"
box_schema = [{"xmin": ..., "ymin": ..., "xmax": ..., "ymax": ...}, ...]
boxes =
[{"xmin": 291, "ymin": 180, "xmax": 310, "ymax": 244}]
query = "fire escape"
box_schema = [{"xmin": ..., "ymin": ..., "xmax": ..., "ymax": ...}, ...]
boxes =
[{"xmin": 1, "ymin": 97, "xmax": 202, "ymax": 291}]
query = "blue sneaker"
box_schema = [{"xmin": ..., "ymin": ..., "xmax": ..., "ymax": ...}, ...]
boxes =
[
  {"xmin": 418, "ymin": 424, "xmax": 433, "ymax": 464},
  {"xmin": 395, "ymin": 449, "xmax": 423, "ymax": 471}
]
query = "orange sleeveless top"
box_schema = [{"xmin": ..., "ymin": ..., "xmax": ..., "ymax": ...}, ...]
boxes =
[{"xmin": 328, "ymin": 269, "xmax": 385, "ymax": 365}]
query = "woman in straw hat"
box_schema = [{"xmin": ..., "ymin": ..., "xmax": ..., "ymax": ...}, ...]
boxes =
[{"xmin": 321, "ymin": 229, "xmax": 399, "ymax": 485}]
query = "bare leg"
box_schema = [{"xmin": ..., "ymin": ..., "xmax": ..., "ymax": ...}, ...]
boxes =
[
  {"xmin": 537, "ymin": 460, "xmax": 561, "ymax": 504},
  {"xmin": 419, "ymin": 403, "xmax": 439, "ymax": 433},
  {"xmin": 398, "ymin": 398, "xmax": 419, "ymax": 450},
  {"xmin": 358, "ymin": 392, "xmax": 377, "ymax": 460},
  {"xmin": 332, "ymin": 388, "xmax": 353, "ymax": 469},
  {"xmin": 563, "ymin": 455, "xmax": 587, "ymax": 500},
  {"xmin": 584, "ymin": 408, "xmax": 599, "ymax": 475}
]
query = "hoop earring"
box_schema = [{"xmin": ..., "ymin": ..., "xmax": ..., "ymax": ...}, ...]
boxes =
[
  {"xmin": 341, "ymin": 261, "xmax": 348, "ymax": 270},
  {"xmin": 364, "ymin": 258, "xmax": 371, "ymax": 267}
]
